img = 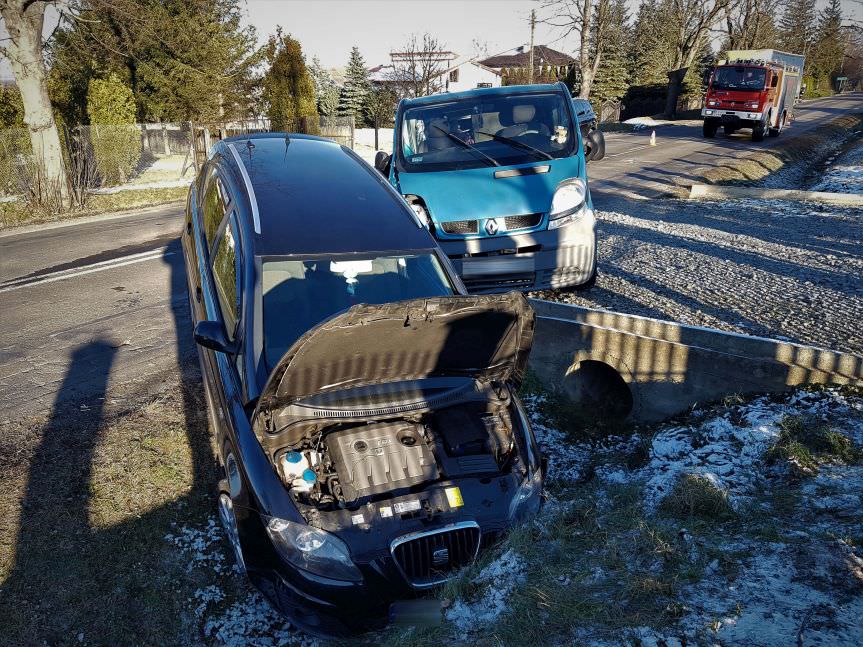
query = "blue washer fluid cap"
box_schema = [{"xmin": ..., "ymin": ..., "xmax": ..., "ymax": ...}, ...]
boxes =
[
  {"xmin": 302, "ymin": 468, "xmax": 317, "ymax": 483},
  {"xmin": 284, "ymin": 451, "xmax": 302, "ymax": 464}
]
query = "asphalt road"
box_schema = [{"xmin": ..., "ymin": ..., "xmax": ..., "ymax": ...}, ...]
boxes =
[{"xmin": 1, "ymin": 93, "xmax": 861, "ymax": 420}]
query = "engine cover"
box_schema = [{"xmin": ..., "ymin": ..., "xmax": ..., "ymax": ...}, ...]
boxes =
[{"xmin": 327, "ymin": 422, "xmax": 438, "ymax": 504}]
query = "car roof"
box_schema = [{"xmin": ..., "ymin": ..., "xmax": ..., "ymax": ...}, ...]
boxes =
[
  {"xmin": 213, "ymin": 135, "xmax": 435, "ymax": 256},
  {"xmin": 400, "ymin": 82, "xmax": 568, "ymax": 108}
]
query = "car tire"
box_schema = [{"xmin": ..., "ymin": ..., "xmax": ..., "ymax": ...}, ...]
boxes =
[
  {"xmin": 218, "ymin": 443, "xmax": 247, "ymax": 574},
  {"xmin": 587, "ymin": 129, "xmax": 606, "ymax": 161},
  {"xmin": 703, "ymin": 120, "xmax": 719, "ymax": 138}
]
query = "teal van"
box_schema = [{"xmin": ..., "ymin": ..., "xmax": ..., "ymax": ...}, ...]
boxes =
[{"xmin": 374, "ymin": 82, "xmax": 596, "ymax": 293}]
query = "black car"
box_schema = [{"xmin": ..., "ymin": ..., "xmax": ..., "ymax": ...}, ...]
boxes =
[
  {"xmin": 571, "ymin": 97, "xmax": 606, "ymax": 161},
  {"xmin": 180, "ymin": 133, "xmax": 544, "ymax": 636}
]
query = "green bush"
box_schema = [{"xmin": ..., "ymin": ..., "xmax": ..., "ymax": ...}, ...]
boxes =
[
  {"xmin": 0, "ymin": 128, "xmax": 31, "ymax": 196},
  {"xmin": 86, "ymin": 74, "xmax": 142, "ymax": 185}
]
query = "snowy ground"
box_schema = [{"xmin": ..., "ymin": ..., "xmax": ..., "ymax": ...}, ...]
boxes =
[
  {"xmin": 164, "ymin": 385, "xmax": 863, "ymax": 646},
  {"xmin": 811, "ymin": 138, "xmax": 863, "ymax": 194}
]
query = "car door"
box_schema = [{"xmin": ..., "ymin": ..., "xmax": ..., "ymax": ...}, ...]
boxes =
[{"xmin": 206, "ymin": 210, "xmax": 246, "ymax": 454}]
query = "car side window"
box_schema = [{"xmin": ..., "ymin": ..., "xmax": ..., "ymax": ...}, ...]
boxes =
[
  {"xmin": 202, "ymin": 170, "xmax": 230, "ymax": 250},
  {"xmin": 212, "ymin": 215, "xmax": 241, "ymax": 341}
]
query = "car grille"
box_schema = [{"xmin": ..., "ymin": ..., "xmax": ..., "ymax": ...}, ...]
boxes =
[
  {"xmin": 504, "ymin": 213, "xmax": 542, "ymax": 230},
  {"xmin": 391, "ymin": 522, "xmax": 481, "ymax": 588},
  {"xmin": 463, "ymin": 273, "xmax": 536, "ymax": 293},
  {"xmin": 440, "ymin": 219, "xmax": 478, "ymax": 235}
]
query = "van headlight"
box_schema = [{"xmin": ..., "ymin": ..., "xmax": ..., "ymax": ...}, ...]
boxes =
[
  {"xmin": 548, "ymin": 178, "xmax": 587, "ymax": 230},
  {"xmin": 265, "ymin": 517, "xmax": 363, "ymax": 582}
]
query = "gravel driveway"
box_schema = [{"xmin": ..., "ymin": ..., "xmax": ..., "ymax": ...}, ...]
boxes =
[{"xmin": 531, "ymin": 194, "xmax": 863, "ymax": 355}]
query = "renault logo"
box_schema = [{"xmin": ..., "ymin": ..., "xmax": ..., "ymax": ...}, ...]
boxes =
[
  {"xmin": 432, "ymin": 548, "xmax": 449, "ymax": 566},
  {"xmin": 485, "ymin": 218, "xmax": 500, "ymax": 235}
]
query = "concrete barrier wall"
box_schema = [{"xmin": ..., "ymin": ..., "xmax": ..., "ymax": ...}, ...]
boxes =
[{"xmin": 527, "ymin": 299, "xmax": 863, "ymax": 422}]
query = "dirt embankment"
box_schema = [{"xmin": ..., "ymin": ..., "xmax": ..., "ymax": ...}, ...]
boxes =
[{"xmin": 699, "ymin": 112, "xmax": 863, "ymax": 188}]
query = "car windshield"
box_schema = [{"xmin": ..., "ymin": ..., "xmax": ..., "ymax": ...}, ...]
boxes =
[
  {"xmin": 262, "ymin": 253, "xmax": 454, "ymax": 369},
  {"xmin": 397, "ymin": 91, "xmax": 576, "ymax": 172},
  {"xmin": 712, "ymin": 66, "xmax": 766, "ymax": 91}
]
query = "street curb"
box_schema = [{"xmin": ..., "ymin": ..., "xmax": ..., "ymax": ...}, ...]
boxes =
[
  {"xmin": 0, "ymin": 200, "xmax": 185, "ymax": 239},
  {"xmin": 688, "ymin": 184, "xmax": 863, "ymax": 205}
]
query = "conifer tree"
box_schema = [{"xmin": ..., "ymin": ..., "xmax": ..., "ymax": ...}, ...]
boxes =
[
  {"xmin": 591, "ymin": 0, "xmax": 631, "ymax": 106},
  {"xmin": 308, "ymin": 56, "xmax": 341, "ymax": 117},
  {"xmin": 339, "ymin": 46, "xmax": 371, "ymax": 125},
  {"xmin": 811, "ymin": 0, "xmax": 843, "ymax": 81},
  {"xmin": 262, "ymin": 31, "xmax": 319, "ymax": 133},
  {"xmin": 778, "ymin": 0, "xmax": 817, "ymax": 60}
]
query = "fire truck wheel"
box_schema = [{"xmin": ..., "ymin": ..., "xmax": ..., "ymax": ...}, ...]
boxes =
[
  {"xmin": 769, "ymin": 112, "xmax": 786, "ymax": 137},
  {"xmin": 752, "ymin": 124, "xmax": 765, "ymax": 142},
  {"xmin": 703, "ymin": 120, "xmax": 719, "ymax": 138}
]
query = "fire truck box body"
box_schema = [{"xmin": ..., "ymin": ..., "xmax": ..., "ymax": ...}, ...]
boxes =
[{"xmin": 702, "ymin": 49, "xmax": 805, "ymax": 141}]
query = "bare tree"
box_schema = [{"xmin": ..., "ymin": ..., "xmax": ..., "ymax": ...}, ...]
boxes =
[
  {"xmin": 723, "ymin": 0, "xmax": 780, "ymax": 51},
  {"xmin": 663, "ymin": 0, "xmax": 730, "ymax": 117},
  {"xmin": 387, "ymin": 33, "xmax": 449, "ymax": 98},
  {"xmin": 1, "ymin": 0, "xmax": 70, "ymax": 204},
  {"xmin": 540, "ymin": 0, "xmax": 613, "ymax": 99}
]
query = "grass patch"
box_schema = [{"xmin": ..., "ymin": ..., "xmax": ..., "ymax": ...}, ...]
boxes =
[
  {"xmin": 765, "ymin": 415, "xmax": 862, "ymax": 477},
  {"xmin": 0, "ymin": 185, "xmax": 186, "ymax": 229},
  {"xmin": 658, "ymin": 474, "xmax": 735, "ymax": 521}
]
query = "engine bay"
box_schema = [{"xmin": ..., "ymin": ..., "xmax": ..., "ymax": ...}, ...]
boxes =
[{"xmin": 277, "ymin": 400, "xmax": 518, "ymax": 511}]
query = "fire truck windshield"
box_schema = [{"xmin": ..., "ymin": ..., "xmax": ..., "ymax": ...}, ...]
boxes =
[{"xmin": 712, "ymin": 66, "xmax": 767, "ymax": 91}]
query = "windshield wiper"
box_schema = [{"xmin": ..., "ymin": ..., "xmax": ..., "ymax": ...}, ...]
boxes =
[
  {"xmin": 432, "ymin": 125, "xmax": 500, "ymax": 167},
  {"xmin": 476, "ymin": 130, "xmax": 553, "ymax": 161}
]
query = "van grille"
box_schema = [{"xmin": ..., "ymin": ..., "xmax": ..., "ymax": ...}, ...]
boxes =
[
  {"xmin": 504, "ymin": 213, "xmax": 542, "ymax": 230},
  {"xmin": 440, "ymin": 219, "xmax": 478, "ymax": 235},
  {"xmin": 391, "ymin": 522, "xmax": 481, "ymax": 588}
]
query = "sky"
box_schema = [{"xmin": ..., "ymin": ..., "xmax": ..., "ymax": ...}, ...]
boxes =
[
  {"xmin": 242, "ymin": 0, "xmax": 577, "ymax": 69},
  {"xmin": 1, "ymin": 0, "xmax": 861, "ymax": 82}
]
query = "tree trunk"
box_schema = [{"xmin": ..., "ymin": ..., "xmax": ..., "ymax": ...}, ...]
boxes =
[
  {"xmin": 664, "ymin": 68, "xmax": 688, "ymax": 118},
  {"xmin": 576, "ymin": 0, "xmax": 593, "ymax": 98},
  {"xmin": 1, "ymin": 1, "xmax": 69, "ymax": 206}
]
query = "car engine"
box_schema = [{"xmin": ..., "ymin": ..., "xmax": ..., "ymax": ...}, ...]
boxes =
[{"xmin": 281, "ymin": 402, "xmax": 517, "ymax": 510}]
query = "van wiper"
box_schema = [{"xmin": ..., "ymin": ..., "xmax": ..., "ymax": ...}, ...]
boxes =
[
  {"xmin": 477, "ymin": 130, "xmax": 553, "ymax": 161},
  {"xmin": 432, "ymin": 125, "xmax": 500, "ymax": 167}
]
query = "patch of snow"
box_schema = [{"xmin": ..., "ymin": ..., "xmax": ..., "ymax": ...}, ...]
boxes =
[
  {"xmin": 202, "ymin": 592, "xmax": 312, "ymax": 647},
  {"xmin": 810, "ymin": 138, "xmax": 863, "ymax": 194},
  {"xmin": 164, "ymin": 516, "xmax": 227, "ymax": 573},
  {"xmin": 445, "ymin": 549, "xmax": 527, "ymax": 632}
]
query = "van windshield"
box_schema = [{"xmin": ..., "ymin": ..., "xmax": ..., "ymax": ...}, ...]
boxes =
[
  {"xmin": 397, "ymin": 91, "xmax": 576, "ymax": 172},
  {"xmin": 712, "ymin": 66, "xmax": 767, "ymax": 91},
  {"xmin": 261, "ymin": 253, "xmax": 454, "ymax": 369}
]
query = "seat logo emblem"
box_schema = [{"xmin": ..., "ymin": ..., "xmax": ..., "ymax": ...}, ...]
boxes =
[
  {"xmin": 432, "ymin": 548, "xmax": 449, "ymax": 566},
  {"xmin": 485, "ymin": 219, "xmax": 500, "ymax": 235}
]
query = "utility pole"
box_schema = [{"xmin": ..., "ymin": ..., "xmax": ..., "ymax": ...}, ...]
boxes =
[{"xmin": 528, "ymin": 9, "xmax": 536, "ymax": 84}]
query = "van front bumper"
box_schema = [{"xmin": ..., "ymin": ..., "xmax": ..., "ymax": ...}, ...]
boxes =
[{"xmin": 440, "ymin": 209, "xmax": 597, "ymax": 293}]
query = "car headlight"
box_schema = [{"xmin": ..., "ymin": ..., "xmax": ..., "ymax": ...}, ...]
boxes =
[
  {"xmin": 265, "ymin": 517, "xmax": 363, "ymax": 582},
  {"xmin": 508, "ymin": 467, "xmax": 543, "ymax": 521},
  {"xmin": 548, "ymin": 178, "xmax": 587, "ymax": 230}
]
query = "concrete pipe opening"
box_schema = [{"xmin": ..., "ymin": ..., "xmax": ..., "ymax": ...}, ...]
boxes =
[{"xmin": 563, "ymin": 360, "xmax": 634, "ymax": 420}]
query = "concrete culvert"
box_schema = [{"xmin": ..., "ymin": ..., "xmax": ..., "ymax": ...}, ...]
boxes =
[{"xmin": 563, "ymin": 360, "xmax": 633, "ymax": 419}]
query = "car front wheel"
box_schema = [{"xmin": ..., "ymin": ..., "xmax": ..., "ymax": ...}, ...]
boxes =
[{"xmin": 218, "ymin": 449, "xmax": 247, "ymax": 573}]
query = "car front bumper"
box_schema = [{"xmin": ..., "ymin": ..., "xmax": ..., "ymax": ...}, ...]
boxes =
[{"xmin": 440, "ymin": 208, "xmax": 597, "ymax": 292}]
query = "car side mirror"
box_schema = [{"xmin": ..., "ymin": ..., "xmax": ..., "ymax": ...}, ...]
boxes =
[
  {"xmin": 374, "ymin": 151, "xmax": 391, "ymax": 176},
  {"xmin": 194, "ymin": 320, "xmax": 237, "ymax": 354}
]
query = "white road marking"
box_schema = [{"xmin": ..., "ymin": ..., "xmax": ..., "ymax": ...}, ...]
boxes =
[{"xmin": 0, "ymin": 248, "xmax": 173, "ymax": 294}]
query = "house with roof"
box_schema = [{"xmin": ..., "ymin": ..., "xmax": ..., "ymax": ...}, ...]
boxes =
[
  {"xmin": 370, "ymin": 51, "xmax": 501, "ymax": 96},
  {"xmin": 479, "ymin": 45, "xmax": 576, "ymax": 82}
]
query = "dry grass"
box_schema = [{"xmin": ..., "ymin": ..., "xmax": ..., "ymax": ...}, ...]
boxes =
[
  {"xmin": 0, "ymin": 378, "xmax": 218, "ymax": 646},
  {"xmin": 658, "ymin": 474, "xmax": 735, "ymax": 521},
  {"xmin": 0, "ymin": 186, "xmax": 186, "ymax": 229},
  {"xmin": 765, "ymin": 414, "xmax": 863, "ymax": 477},
  {"xmin": 699, "ymin": 113, "xmax": 863, "ymax": 186}
]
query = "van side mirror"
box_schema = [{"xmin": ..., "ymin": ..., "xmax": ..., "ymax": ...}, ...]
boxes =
[
  {"xmin": 194, "ymin": 320, "xmax": 238, "ymax": 354},
  {"xmin": 374, "ymin": 151, "xmax": 391, "ymax": 176}
]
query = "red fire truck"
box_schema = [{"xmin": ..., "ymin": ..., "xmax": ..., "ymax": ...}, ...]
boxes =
[{"xmin": 701, "ymin": 49, "xmax": 805, "ymax": 142}]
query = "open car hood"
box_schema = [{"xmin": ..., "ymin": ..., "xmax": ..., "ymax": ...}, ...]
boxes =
[{"xmin": 257, "ymin": 292, "xmax": 535, "ymax": 413}]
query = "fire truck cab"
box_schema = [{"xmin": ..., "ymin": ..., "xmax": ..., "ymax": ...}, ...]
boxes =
[{"xmin": 702, "ymin": 49, "xmax": 804, "ymax": 142}]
